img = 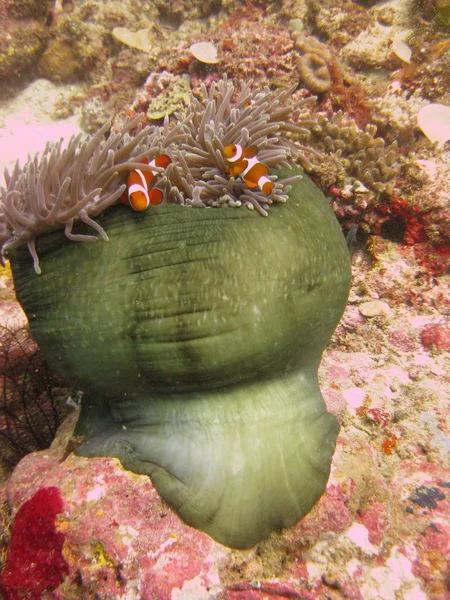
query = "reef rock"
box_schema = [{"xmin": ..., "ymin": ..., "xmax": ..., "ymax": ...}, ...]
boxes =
[{"xmin": 0, "ymin": 0, "xmax": 50, "ymax": 81}]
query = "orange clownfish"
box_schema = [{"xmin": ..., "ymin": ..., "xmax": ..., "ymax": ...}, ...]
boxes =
[
  {"xmin": 121, "ymin": 154, "xmax": 172, "ymax": 211},
  {"xmin": 223, "ymin": 144, "xmax": 275, "ymax": 195}
]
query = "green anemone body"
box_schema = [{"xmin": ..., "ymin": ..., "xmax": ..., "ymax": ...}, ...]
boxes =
[{"xmin": 10, "ymin": 170, "xmax": 351, "ymax": 548}]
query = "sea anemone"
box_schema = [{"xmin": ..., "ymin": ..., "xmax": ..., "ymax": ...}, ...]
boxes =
[
  {"xmin": 4, "ymin": 78, "xmax": 351, "ymax": 548},
  {"xmin": 165, "ymin": 77, "xmax": 307, "ymax": 213},
  {"xmin": 0, "ymin": 117, "xmax": 183, "ymax": 274},
  {"xmin": 0, "ymin": 77, "xmax": 308, "ymax": 273}
]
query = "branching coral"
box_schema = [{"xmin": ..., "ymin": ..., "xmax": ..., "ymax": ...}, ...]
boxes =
[
  {"xmin": 0, "ymin": 77, "xmax": 308, "ymax": 273},
  {"xmin": 0, "ymin": 326, "xmax": 72, "ymax": 473}
]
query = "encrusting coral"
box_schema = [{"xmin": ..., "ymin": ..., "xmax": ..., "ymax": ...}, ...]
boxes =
[
  {"xmin": 1, "ymin": 78, "xmax": 351, "ymax": 549},
  {"xmin": 0, "ymin": 78, "xmax": 307, "ymax": 274},
  {"xmin": 296, "ymin": 109, "xmax": 400, "ymax": 198},
  {"xmin": 292, "ymin": 32, "xmax": 333, "ymax": 94}
]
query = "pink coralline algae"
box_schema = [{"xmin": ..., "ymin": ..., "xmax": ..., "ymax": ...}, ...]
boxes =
[
  {"xmin": 356, "ymin": 499, "xmax": 389, "ymax": 546},
  {"xmin": 420, "ymin": 322, "xmax": 450, "ymax": 352},
  {"xmin": 0, "ymin": 486, "xmax": 69, "ymax": 600}
]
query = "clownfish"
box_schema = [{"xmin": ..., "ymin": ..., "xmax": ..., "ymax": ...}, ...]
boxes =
[
  {"xmin": 121, "ymin": 154, "xmax": 172, "ymax": 211},
  {"xmin": 223, "ymin": 144, "xmax": 275, "ymax": 195}
]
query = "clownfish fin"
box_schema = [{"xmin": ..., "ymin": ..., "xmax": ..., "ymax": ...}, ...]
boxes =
[
  {"xmin": 229, "ymin": 159, "xmax": 248, "ymax": 177},
  {"xmin": 242, "ymin": 177, "xmax": 258, "ymax": 189},
  {"xmin": 243, "ymin": 162, "xmax": 269, "ymax": 189},
  {"xmin": 242, "ymin": 145, "xmax": 258, "ymax": 159},
  {"xmin": 154, "ymin": 154, "xmax": 172, "ymax": 169},
  {"xmin": 148, "ymin": 188, "xmax": 164, "ymax": 206},
  {"xmin": 120, "ymin": 188, "xmax": 129, "ymax": 205},
  {"xmin": 260, "ymin": 178, "xmax": 275, "ymax": 195},
  {"xmin": 129, "ymin": 188, "xmax": 149, "ymax": 211}
]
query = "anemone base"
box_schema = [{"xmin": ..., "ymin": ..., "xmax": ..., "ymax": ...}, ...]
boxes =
[{"xmin": 75, "ymin": 368, "xmax": 339, "ymax": 548}]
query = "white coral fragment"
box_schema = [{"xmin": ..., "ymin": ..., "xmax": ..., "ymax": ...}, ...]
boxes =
[
  {"xmin": 391, "ymin": 39, "xmax": 412, "ymax": 64},
  {"xmin": 112, "ymin": 27, "xmax": 154, "ymax": 54},
  {"xmin": 417, "ymin": 104, "xmax": 450, "ymax": 149},
  {"xmin": 190, "ymin": 42, "xmax": 219, "ymax": 64}
]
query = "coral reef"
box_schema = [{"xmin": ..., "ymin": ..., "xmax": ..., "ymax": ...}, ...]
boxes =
[
  {"xmin": 152, "ymin": 0, "xmax": 225, "ymax": 25},
  {"xmin": 30, "ymin": 0, "xmax": 261, "ymax": 119},
  {"xmin": 202, "ymin": 12, "xmax": 296, "ymax": 90},
  {"xmin": 38, "ymin": 39, "xmax": 84, "ymax": 83},
  {"xmin": 412, "ymin": 0, "xmax": 450, "ymax": 31},
  {"xmin": 339, "ymin": 22, "xmax": 400, "ymax": 72},
  {"xmin": 295, "ymin": 108, "xmax": 400, "ymax": 201},
  {"xmin": 4, "ymin": 1, "xmax": 299, "ymax": 130},
  {"xmin": 303, "ymin": 0, "xmax": 373, "ymax": 48},
  {"xmin": 35, "ymin": 0, "xmax": 158, "ymax": 85},
  {"xmin": 369, "ymin": 88, "xmax": 428, "ymax": 146},
  {"xmin": 0, "ymin": 0, "xmax": 449, "ymax": 594},
  {"xmin": 290, "ymin": 102, "xmax": 448, "ymax": 260},
  {"xmin": 139, "ymin": 72, "xmax": 192, "ymax": 120},
  {"xmin": 390, "ymin": 38, "xmax": 450, "ymax": 103}
]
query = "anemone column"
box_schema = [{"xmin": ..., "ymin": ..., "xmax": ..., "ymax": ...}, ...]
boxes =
[{"xmin": 9, "ymin": 170, "xmax": 351, "ymax": 548}]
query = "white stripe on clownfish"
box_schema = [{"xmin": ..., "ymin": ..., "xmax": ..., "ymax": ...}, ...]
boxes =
[
  {"xmin": 128, "ymin": 170, "xmax": 148, "ymax": 201},
  {"xmin": 222, "ymin": 144, "xmax": 275, "ymax": 195},
  {"xmin": 225, "ymin": 144, "xmax": 246, "ymax": 163}
]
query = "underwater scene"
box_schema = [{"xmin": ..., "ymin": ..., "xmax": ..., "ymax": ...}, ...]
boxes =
[{"xmin": 0, "ymin": 0, "xmax": 449, "ymax": 598}]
